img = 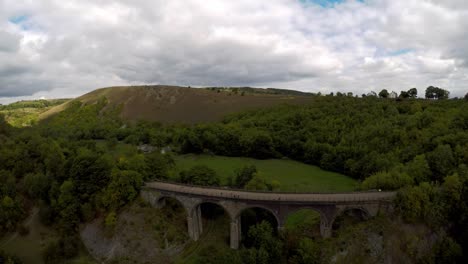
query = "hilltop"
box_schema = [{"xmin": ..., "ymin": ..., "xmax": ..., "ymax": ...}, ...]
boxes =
[{"xmin": 40, "ymin": 85, "xmax": 316, "ymax": 123}]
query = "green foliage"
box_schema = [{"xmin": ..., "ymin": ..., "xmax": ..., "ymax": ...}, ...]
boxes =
[
  {"xmin": 395, "ymin": 183, "xmax": 440, "ymax": 224},
  {"xmin": 0, "ymin": 114, "xmax": 11, "ymax": 135},
  {"xmin": 0, "ymin": 170, "xmax": 16, "ymax": 198},
  {"xmin": 408, "ymin": 88, "xmax": 418, "ymax": 98},
  {"xmin": 57, "ymin": 180, "xmax": 80, "ymax": 231},
  {"xmin": 361, "ymin": 167, "xmax": 413, "ymax": 190},
  {"xmin": 0, "ymin": 99, "xmax": 68, "ymax": 111},
  {"xmin": 0, "ymin": 195, "xmax": 25, "ymax": 234},
  {"xmin": 144, "ymin": 151, "xmax": 174, "ymax": 180},
  {"xmin": 245, "ymin": 172, "xmax": 280, "ymax": 191},
  {"xmin": 239, "ymin": 129, "xmax": 276, "ymax": 159},
  {"xmin": 425, "ymin": 86, "xmax": 449, "ymax": 99},
  {"xmin": 68, "ymin": 148, "xmax": 112, "ymax": 202},
  {"xmin": 399, "ymin": 90, "xmax": 410, "ymax": 99},
  {"xmin": 23, "ymin": 172, "xmax": 50, "ymax": 200},
  {"xmin": 101, "ymin": 169, "xmax": 143, "ymax": 210},
  {"xmin": 233, "ymin": 165, "xmax": 257, "ymax": 188},
  {"xmin": 0, "ymin": 99, "xmax": 69, "ymax": 127},
  {"xmin": 406, "ymin": 154, "xmax": 431, "ymax": 184},
  {"xmin": 427, "ymin": 144, "xmax": 456, "ymax": 181},
  {"xmin": 179, "ymin": 165, "xmax": 220, "ymax": 186},
  {"xmin": 378, "ymin": 89, "xmax": 389, "ymax": 98},
  {"xmin": 104, "ymin": 211, "xmax": 117, "ymax": 234},
  {"xmin": 289, "ymin": 238, "xmax": 322, "ymax": 264},
  {"xmin": 243, "ymin": 221, "xmax": 283, "ymax": 264}
]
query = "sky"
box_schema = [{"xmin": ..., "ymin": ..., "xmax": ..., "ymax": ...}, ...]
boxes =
[{"xmin": 0, "ymin": 0, "xmax": 467, "ymax": 104}]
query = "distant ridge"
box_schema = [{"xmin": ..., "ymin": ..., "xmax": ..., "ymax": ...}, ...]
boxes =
[{"xmin": 40, "ymin": 85, "xmax": 316, "ymax": 123}]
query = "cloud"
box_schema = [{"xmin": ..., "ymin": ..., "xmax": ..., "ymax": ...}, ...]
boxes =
[
  {"xmin": 0, "ymin": 30, "xmax": 20, "ymax": 52},
  {"xmin": 0, "ymin": 0, "xmax": 467, "ymax": 104}
]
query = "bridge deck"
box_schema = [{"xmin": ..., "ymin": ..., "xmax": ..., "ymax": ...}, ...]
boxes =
[{"xmin": 145, "ymin": 181, "xmax": 395, "ymax": 203}]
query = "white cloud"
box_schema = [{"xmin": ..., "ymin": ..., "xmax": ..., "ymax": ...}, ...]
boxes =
[{"xmin": 0, "ymin": 0, "xmax": 467, "ymax": 104}]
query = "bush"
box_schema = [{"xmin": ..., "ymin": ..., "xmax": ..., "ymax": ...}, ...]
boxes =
[
  {"xmin": 179, "ymin": 165, "xmax": 220, "ymax": 186},
  {"xmin": 233, "ymin": 165, "xmax": 257, "ymax": 188},
  {"xmin": 104, "ymin": 211, "xmax": 117, "ymax": 237},
  {"xmin": 362, "ymin": 169, "xmax": 413, "ymax": 190}
]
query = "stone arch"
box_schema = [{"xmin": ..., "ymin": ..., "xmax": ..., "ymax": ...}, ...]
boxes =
[
  {"xmin": 156, "ymin": 195, "xmax": 188, "ymax": 213},
  {"xmin": 187, "ymin": 200, "xmax": 232, "ymax": 244},
  {"xmin": 331, "ymin": 206, "xmax": 371, "ymax": 234},
  {"xmin": 236, "ymin": 206, "xmax": 280, "ymax": 248},
  {"xmin": 282, "ymin": 207, "xmax": 323, "ymax": 238},
  {"xmin": 191, "ymin": 200, "xmax": 233, "ymax": 221},
  {"xmin": 235, "ymin": 205, "xmax": 280, "ymax": 228}
]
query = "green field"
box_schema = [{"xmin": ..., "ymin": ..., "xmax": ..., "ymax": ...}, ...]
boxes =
[{"xmin": 172, "ymin": 154, "xmax": 357, "ymax": 192}]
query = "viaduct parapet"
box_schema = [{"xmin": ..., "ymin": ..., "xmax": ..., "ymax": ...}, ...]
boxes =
[{"xmin": 141, "ymin": 181, "xmax": 396, "ymax": 249}]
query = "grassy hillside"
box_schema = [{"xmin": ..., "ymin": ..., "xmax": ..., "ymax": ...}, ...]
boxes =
[
  {"xmin": 40, "ymin": 85, "xmax": 316, "ymax": 124},
  {"xmin": 0, "ymin": 99, "xmax": 69, "ymax": 127},
  {"xmin": 172, "ymin": 154, "xmax": 357, "ymax": 192}
]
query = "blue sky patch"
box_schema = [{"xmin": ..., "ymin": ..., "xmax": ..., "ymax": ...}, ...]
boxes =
[
  {"xmin": 388, "ymin": 49, "xmax": 413, "ymax": 56},
  {"xmin": 8, "ymin": 15, "xmax": 32, "ymax": 30},
  {"xmin": 9, "ymin": 15, "xmax": 29, "ymax": 24}
]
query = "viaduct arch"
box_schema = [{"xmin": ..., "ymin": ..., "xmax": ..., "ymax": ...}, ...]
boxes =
[{"xmin": 141, "ymin": 181, "xmax": 395, "ymax": 249}]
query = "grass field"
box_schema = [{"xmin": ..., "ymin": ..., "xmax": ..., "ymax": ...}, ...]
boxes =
[{"xmin": 172, "ymin": 154, "xmax": 357, "ymax": 192}]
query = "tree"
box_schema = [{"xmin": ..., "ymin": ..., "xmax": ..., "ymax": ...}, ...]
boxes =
[
  {"xmin": 379, "ymin": 89, "xmax": 389, "ymax": 98},
  {"xmin": 0, "ymin": 114, "xmax": 10, "ymax": 136},
  {"xmin": 361, "ymin": 169, "xmax": 413, "ymax": 190},
  {"xmin": 408, "ymin": 88, "xmax": 418, "ymax": 98},
  {"xmin": 234, "ymin": 165, "xmax": 257, "ymax": 188},
  {"xmin": 245, "ymin": 221, "xmax": 283, "ymax": 264},
  {"xmin": 57, "ymin": 180, "xmax": 80, "ymax": 232},
  {"xmin": 0, "ymin": 170, "xmax": 16, "ymax": 198},
  {"xmin": 179, "ymin": 165, "xmax": 220, "ymax": 186},
  {"xmin": 245, "ymin": 172, "xmax": 280, "ymax": 191},
  {"xmin": 144, "ymin": 152, "xmax": 174, "ymax": 180},
  {"xmin": 465, "ymin": 92, "xmax": 468, "ymax": 101},
  {"xmin": 427, "ymin": 144, "xmax": 456, "ymax": 180},
  {"xmin": 399, "ymin": 90, "xmax": 410, "ymax": 99},
  {"xmin": 405, "ymin": 155, "xmax": 431, "ymax": 184},
  {"xmin": 0, "ymin": 196, "xmax": 24, "ymax": 233},
  {"xmin": 240, "ymin": 130, "xmax": 275, "ymax": 159},
  {"xmin": 425, "ymin": 86, "xmax": 449, "ymax": 99},
  {"xmin": 395, "ymin": 182, "xmax": 437, "ymax": 223},
  {"xmin": 23, "ymin": 172, "xmax": 50, "ymax": 200},
  {"xmin": 68, "ymin": 149, "xmax": 112, "ymax": 202},
  {"xmin": 101, "ymin": 169, "xmax": 143, "ymax": 210}
]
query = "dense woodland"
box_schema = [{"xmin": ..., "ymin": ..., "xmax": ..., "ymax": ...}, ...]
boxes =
[{"xmin": 1, "ymin": 87, "xmax": 468, "ymax": 263}]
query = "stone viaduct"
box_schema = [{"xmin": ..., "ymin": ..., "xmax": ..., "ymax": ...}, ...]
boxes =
[{"xmin": 141, "ymin": 181, "xmax": 396, "ymax": 249}]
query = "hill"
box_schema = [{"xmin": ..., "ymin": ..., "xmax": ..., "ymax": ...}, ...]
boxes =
[
  {"xmin": 0, "ymin": 99, "xmax": 70, "ymax": 127},
  {"xmin": 39, "ymin": 85, "xmax": 316, "ymax": 123}
]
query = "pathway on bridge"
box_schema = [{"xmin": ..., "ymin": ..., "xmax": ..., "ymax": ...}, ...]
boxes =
[{"xmin": 145, "ymin": 181, "xmax": 395, "ymax": 202}]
